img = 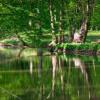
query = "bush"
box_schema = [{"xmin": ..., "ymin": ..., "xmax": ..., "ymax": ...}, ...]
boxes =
[{"xmin": 58, "ymin": 43, "xmax": 99, "ymax": 52}]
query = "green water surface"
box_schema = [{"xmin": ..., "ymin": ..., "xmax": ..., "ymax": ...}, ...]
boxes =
[{"xmin": 0, "ymin": 47, "xmax": 100, "ymax": 100}]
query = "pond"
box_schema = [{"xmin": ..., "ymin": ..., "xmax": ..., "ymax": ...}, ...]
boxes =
[{"xmin": 0, "ymin": 47, "xmax": 100, "ymax": 100}]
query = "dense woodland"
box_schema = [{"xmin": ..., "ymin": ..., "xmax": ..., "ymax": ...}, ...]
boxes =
[{"xmin": 0, "ymin": 0, "xmax": 100, "ymax": 47}]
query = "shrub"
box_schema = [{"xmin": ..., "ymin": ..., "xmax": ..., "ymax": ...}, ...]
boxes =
[{"xmin": 58, "ymin": 43, "xmax": 99, "ymax": 52}]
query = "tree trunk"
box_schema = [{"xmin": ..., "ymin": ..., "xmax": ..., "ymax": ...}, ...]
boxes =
[
  {"xmin": 59, "ymin": 0, "xmax": 65, "ymax": 43},
  {"xmin": 28, "ymin": 0, "xmax": 32, "ymax": 29},
  {"xmin": 79, "ymin": 18, "xmax": 88, "ymax": 42},
  {"xmin": 79, "ymin": 0, "xmax": 95, "ymax": 43},
  {"xmin": 69, "ymin": 25, "xmax": 75, "ymax": 42},
  {"xmin": 38, "ymin": 0, "xmax": 42, "ymax": 35},
  {"xmin": 69, "ymin": 17, "xmax": 76, "ymax": 42},
  {"xmin": 48, "ymin": 0, "xmax": 55, "ymax": 42},
  {"xmin": 58, "ymin": 10, "xmax": 62, "ymax": 43}
]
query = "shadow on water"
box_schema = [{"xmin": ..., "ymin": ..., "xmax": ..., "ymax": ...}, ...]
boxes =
[{"xmin": 0, "ymin": 47, "xmax": 100, "ymax": 100}]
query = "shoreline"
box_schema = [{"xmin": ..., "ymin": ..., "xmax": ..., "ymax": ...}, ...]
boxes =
[{"xmin": 54, "ymin": 43, "xmax": 100, "ymax": 56}]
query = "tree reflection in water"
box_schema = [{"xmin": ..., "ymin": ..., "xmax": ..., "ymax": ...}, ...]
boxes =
[
  {"xmin": 0, "ymin": 48, "xmax": 100, "ymax": 100},
  {"xmin": 73, "ymin": 57, "xmax": 98, "ymax": 100},
  {"xmin": 50, "ymin": 55, "xmax": 99, "ymax": 100},
  {"xmin": 38, "ymin": 48, "xmax": 43, "ymax": 100},
  {"xmin": 47, "ymin": 54, "xmax": 57, "ymax": 99},
  {"xmin": 29, "ymin": 57, "xmax": 33, "ymax": 75},
  {"xmin": 73, "ymin": 57, "xmax": 90, "ymax": 98},
  {"xmin": 47, "ymin": 54, "xmax": 65, "ymax": 99}
]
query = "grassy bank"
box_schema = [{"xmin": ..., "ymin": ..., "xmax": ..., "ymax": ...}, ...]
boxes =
[
  {"xmin": 0, "ymin": 31, "xmax": 100, "ymax": 48},
  {"xmin": 0, "ymin": 35, "xmax": 51, "ymax": 48},
  {"xmin": 86, "ymin": 31, "xmax": 100, "ymax": 42},
  {"xmin": 56, "ymin": 43, "xmax": 100, "ymax": 55}
]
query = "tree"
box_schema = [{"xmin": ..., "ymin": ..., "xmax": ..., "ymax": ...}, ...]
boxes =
[
  {"xmin": 48, "ymin": 0, "xmax": 55, "ymax": 42},
  {"xmin": 77, "ymin": 0, "xmax": 95, "ymax": 42}
]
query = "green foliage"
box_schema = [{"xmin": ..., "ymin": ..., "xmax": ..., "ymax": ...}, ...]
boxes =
[
  {"xmin": 0, "ymin": 0, "xmax": 100, "ymax": 47},
  {"xmin": 0, "ymin": 38, "xmax": 21, "ymax": 45},
  {"xmin": 58, "ymin": 43, "xmax": 99, "ymax": 52},
  {"xmin": 90, "ymin": 1, "xmax": 100, "ymax": 30},
  {"xmin": 98, "ymin": 44, "xmax": 100, "ymax": 50}
]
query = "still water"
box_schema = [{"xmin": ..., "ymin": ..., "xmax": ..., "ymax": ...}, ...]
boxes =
[{"xmin": 0, "ymin": 47, "xmax": 100, "ymax": 100}]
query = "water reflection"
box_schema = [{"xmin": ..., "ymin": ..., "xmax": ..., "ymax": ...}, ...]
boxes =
[
  {"xmin": 0, "ymin": 48, "xmax": 100, "ymax": 100},
  {"xmin": 51, "ymin": 55, "xmax": 56, "ymax": 98},
  {"xmin": 73, "ymin": 57, "xmax": 90, "ymax": 99}
]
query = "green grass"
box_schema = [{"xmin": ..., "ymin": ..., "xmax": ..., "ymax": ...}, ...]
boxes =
[
  {"xmin": 0, "ymin": 31, "xmax": 100, "ymax": 48},
  {"xmin": 86, "ymin": 31, "xmax": 100, "ymax": 42},
  {"xmin": 56, "ymin": 42, "xmax": 100, "ymax": 56},
  {"xmin": 57, "ymin": 43, "xmax": 99, "ymax": 50},
  {"xmin": 0, "ymin": 38, "xmax": 21, "ymax": 45},
  {"xmin": 56, "ymin": 31, "xmax": 100, "ymax": 53},
  {"xmin": 88, "ymin": 31, "xmax": 100, "ymax": 36}
]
